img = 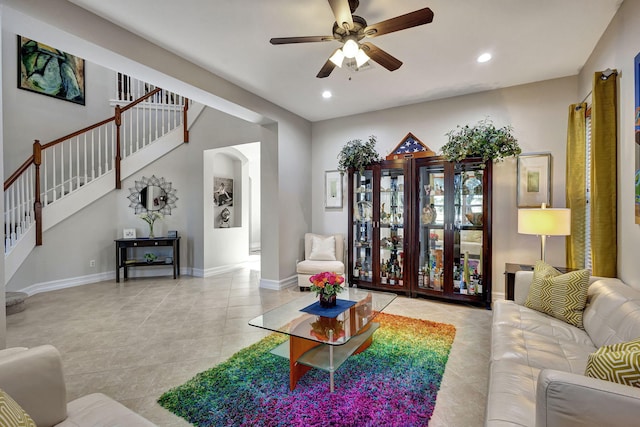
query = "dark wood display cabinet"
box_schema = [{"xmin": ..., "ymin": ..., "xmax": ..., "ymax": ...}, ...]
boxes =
[
  {"xmin": 348, "ymin": 159, "xmax": 411, "ymax": 296},
  {"xmin": 347, "ymin": 157, "xmax": 492, "ymax": 308}
]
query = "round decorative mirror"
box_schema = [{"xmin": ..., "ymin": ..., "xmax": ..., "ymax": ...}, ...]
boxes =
[
  {"xmin": 128, "ymin": 175, "xmax": 178, "ymax": 215},
  {"xmin": 140, "ymin": 185, "xmax": 167, "ymax": 211}
]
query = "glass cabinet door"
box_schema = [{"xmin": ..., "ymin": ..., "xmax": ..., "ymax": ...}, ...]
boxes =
[
  {"xmin": 417, "ymin": 163, "xmax": 445, "ymax": 293},
  {"xmin": 352, "ymin": 170, "xmax": 374, "ymax": 283},
  {"xmin": 379, "ymin": 167, "xmax": 405, "ymax": 287},
  {"xmin": 453, "ymin": 164, "xmax": 484, "ymax": 296}
]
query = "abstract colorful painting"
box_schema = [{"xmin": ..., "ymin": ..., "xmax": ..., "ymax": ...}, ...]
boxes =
[{"xmin": 18, "ymin": 35, "xmax": 85, "ymax": 105}]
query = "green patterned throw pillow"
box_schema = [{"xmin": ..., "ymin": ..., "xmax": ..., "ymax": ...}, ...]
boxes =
[
  {"xmin": 524, "ymin": 261, "xmax": 590, "ymax": 329},
  {"xmin": 0, "ymin": 388, "xmax": 36, "ymax": 427},
  {"xmin": 586, "ymin": 338, "xmax": 640, "ymax": 387}
]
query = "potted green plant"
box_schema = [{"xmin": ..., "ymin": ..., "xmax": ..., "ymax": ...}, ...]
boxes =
[
  {"xmin": 441, "ymin": 118, "xmax": 521, "ymax": 163},
  {"xmin": 337, "ymin": 135, "xmax": 383, "ymax": 174}
]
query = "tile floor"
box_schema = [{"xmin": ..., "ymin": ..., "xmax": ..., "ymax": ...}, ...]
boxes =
[{"xmin": 6, "ymin": 258, "xmax": 492, "ymax": 426}]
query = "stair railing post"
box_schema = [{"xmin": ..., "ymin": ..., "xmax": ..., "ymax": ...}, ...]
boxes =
[
  {"xmin": 33, "ymin": 140, "xmax": 42, "ymax": 246},
  {"xmin": 115, "ymin": 104, "xmax": 122, "ymax": 189},
  {"xmin": 183, "ymin": 98, "xmax": 189, "ymax": 143}
]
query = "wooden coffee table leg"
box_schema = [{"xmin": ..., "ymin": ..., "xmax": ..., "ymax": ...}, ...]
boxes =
[{"xmin": 289, "ymin": 335, "xmax": 320, "ymax": 391}]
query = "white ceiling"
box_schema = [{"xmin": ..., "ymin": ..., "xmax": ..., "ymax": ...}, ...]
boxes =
[{"xmin": 67, "ymin": 0, "xmax": 622, "ymax": 122}]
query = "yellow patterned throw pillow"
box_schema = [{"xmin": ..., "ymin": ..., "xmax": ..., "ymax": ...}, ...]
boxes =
[
  {"xmin": 524, "ymin": 260, "xmax": 590, "ymax": 329},
  {"xmin": 586, "ymin": 338, "xmax": 640, "ymax": 387},
  {"xmin": 0, "ymin": 388, "xmax": 36, "ymax": 427}
]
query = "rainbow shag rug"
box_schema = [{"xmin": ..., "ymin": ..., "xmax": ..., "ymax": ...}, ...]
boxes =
[{"xmin": 158, "ymin": 313, "xmax": 456, "ymax": 426}]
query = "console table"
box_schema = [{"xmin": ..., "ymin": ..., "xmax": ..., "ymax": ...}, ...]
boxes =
[{"xmin": 115, "ymin": 237, "xmax": 180, "ymax": 282}]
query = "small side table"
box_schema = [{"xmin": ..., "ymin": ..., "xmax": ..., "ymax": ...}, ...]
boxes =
[{"xmin": 504, "ymin": 263, "xmax": 578, "ymax": 300}]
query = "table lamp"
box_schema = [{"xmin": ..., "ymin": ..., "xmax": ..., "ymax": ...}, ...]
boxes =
[{"xmin": 518, "ymin": 203, "xmax": 571, "ymax": 262}]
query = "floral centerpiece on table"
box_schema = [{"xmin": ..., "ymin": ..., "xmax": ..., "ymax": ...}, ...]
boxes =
[
  {"xmin": 309, "ymin": 272, "xmax": 345, "ymax": 308},
  {"xmin": 138, "ymin": 212, "xmax": 163, "ymax": 238}
]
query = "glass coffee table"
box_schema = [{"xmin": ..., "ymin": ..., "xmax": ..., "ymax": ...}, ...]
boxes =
[{"xmin": 249, "ymin": 288, "xmax": 396, "ymax": 392}]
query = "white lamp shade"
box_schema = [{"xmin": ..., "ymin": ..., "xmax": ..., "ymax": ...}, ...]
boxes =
[
  {"xmin": 342, "ymin": 38, "xmax": 359, "ymax": 58},
  {"xmin": 329, "ymin": 49, "xmax": 345, "ymax": 67},
  {"xmin": 518, "ymin": 208, "xmax": 571, "ymax": 236},
  {"xmin": 355, "ymin": 48, "xmax": 370, "ymax": 67}
]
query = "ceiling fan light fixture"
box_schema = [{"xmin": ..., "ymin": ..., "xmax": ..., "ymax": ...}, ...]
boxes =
[
  {"xmin": 355, "ymin": 48, "xmax": 370, "ymax": 67},
  {"xmin": 329, "ymin": 49, "xmax": 345, "ymax": 67},
  {"xmin": 342, "ymin": 38, "xmax": 359, "ymax": 58}
]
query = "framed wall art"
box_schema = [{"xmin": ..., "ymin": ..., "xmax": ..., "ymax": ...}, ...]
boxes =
[
  {"xmin": 214, "ymin": 177, "xmax": 234, "ymax": 228},
  {"xmin": 517, "ymin": 153, "xmax": 552, "ymax": 208},
  {"xmin": 324, "ymin": 170, "xmax": 343, "ymax": 209},
  {"xmin": 18, "ymin": 35, "xmax": 85, "ymax": 105}
]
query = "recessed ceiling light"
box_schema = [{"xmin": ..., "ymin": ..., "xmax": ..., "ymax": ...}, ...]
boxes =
[
  {"xmin": 322, "ymin": 90, "xmax": 332, "ymax": 99},
  {"xmin": 477, "ymin": 53, "xmax": 492, "ymax": 63}
]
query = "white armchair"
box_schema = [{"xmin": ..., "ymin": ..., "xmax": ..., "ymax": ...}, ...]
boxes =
[{"xmin": 296, "ymin": 233, "xmax": 345, "ymax": 291}]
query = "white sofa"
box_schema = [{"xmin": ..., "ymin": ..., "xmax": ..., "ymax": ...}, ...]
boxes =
[
  {"xmin": 296, "ymin": 233, "xmax": 345, "ymax": 290},
  {"xmin": 486, "ymin": 271, "xmax": 640, "ymax": 426},
  {"xmin": 0, "ymin": 345, "xmax": 156, "ymax": 426}
]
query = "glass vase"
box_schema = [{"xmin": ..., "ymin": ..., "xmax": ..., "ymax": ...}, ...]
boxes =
[
  {"xmin": 319, "ymin": 293, "xmax": 337, "ymax": 308},
  {"xmin": 148, "ymin": 222, "xmax": 155, "ymax": 239}
]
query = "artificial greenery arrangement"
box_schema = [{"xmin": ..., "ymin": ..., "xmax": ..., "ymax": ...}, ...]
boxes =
[
  {"xmin": 441, "ymin": 118, "xmax": 521, "ymax": 163},
  {"xmin": 337, "ymin": 135, "xmax": 383, "ymax": 174}
]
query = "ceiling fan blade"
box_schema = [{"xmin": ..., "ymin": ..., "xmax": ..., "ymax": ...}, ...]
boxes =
[
  {"xmin": 361, "ymin": 42, "xmax": 402, "ymax": 71},
  {"xmin": 317, "ymin": 57, "xmax": 337, "ymax": 78},
  {"xmin": 363, "ymin": 7, "xmax": 434, "ymax": 38},
  {"xmin": 328, "ymin": 0, "xmax": 354, "ymax": 30},
  {"xmin": 270, "ymin": 36, "xmax": 336, "ymax": 45}
]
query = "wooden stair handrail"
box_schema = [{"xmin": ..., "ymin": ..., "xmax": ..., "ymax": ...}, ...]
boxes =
[
  {"xmin": 4, "ymin": 155, "xmax": 35, "ymax": 191},
  {"xmin": 40, "ymin": 87, "xmax": 162, "ymax": 150},
  {"xmin": 120, "ymin": 87, "xmax": 162, "ymax": 112},
  {"xmin": 3, "ymin": 82, "xmax": 188, "ymax": 253}
]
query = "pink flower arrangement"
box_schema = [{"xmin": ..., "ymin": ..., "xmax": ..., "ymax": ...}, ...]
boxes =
[{"xmin": 309, "ymin": 271, "xmax": 345, "ymax": 297}]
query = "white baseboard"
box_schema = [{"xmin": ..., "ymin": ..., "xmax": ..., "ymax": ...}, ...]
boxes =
[
  {"xmin": 191, "ymin": 263, "xmax": 245, "ymax": 278},
  {"xmin": 260, "ymin": 275, "xmax": 297, "ymax": 291},
  {"xmin": 20, "ymin": 271, "xmax": 116, "ymax": 296}
]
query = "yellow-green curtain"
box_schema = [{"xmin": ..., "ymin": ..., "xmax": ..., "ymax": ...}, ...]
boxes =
[
  {"xmin": 566, "ymin": 103, "xmax": 587, "ymax": 269},
  {"xmin": 591, "ymin": 71, "xmax": 618, "ymax": 277}
]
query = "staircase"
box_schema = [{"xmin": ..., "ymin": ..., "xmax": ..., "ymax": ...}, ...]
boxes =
[{"xmin": 3, "ymin": 74, "xmax": 204, "ymax": 283}]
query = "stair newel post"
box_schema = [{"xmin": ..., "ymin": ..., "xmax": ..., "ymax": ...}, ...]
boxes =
[
  {"xmin": 33, "ymin": 140, "xmax": 43, "ymax": 246},
  {"xmin": 183, "ymin": 98, "xmax": 189, "ymax": 143},
  {"xmin": 115, "ymin": 104, "xmax": 122, "ymax": 189}
]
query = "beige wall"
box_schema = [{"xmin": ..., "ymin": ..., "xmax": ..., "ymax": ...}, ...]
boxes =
[
  {"xmin": 578, "ymin": 0, "xmax": 640, "ymax": 289},
  {"xmin": 312, "ymin": 76, "xmax": 578, "ymax": 300}
]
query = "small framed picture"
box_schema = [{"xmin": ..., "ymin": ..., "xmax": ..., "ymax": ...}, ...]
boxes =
[
  {"xmin": 167, "ymin": 230, "xmax": 178, "ymax": 238},
  {"xmin": 123, "ymin": 228, "xmax": 136, "ymax": 239},
  {"xmin": 324, "ymin": 170, "xmax": 343, "ymax": 210},
  {"xmin": 517, "ymin": 153, "xmax": 552, "ymax": 207}
]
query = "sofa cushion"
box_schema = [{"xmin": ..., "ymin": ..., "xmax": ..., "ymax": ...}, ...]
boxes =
[
  {"xmin": 583, "ymin": 279, "xmax": 640, "ymax": 347},
  {"xmin": 57, "ymin": 393, "xmax": 156, "ymax": 427},
  {"xmin": 485, "ymin": 360, "xmax": 540, "ymax": 426},
  {"xmin": 524, "ymin": 261, "xmax": 590, "ymax": 329},
  {"xmin": 493, "ymin": 300, "xmax": 594, "ymax": 347},
  {"xmin": 585, "ymin": 338, "xmax": 640, "ymax": 387},
  {"xmin": 308, "ymin": 235, "xmax": 336, "ymax": 261},
  {"xmin": 0, "ymin": 388, "xmax": 36, "ymax": 427},
  {"xmin": 492, "ymin": 323, "xmax": 596, "ymax": 373},
  {"xmin": 296, "ymin": 259, "xmax": 344, "ymax": 275}
]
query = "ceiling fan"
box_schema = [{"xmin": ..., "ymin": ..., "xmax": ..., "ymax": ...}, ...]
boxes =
[{"xmin": 269, "ymin": 0, "xmax": 434, "ymax": 78}]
